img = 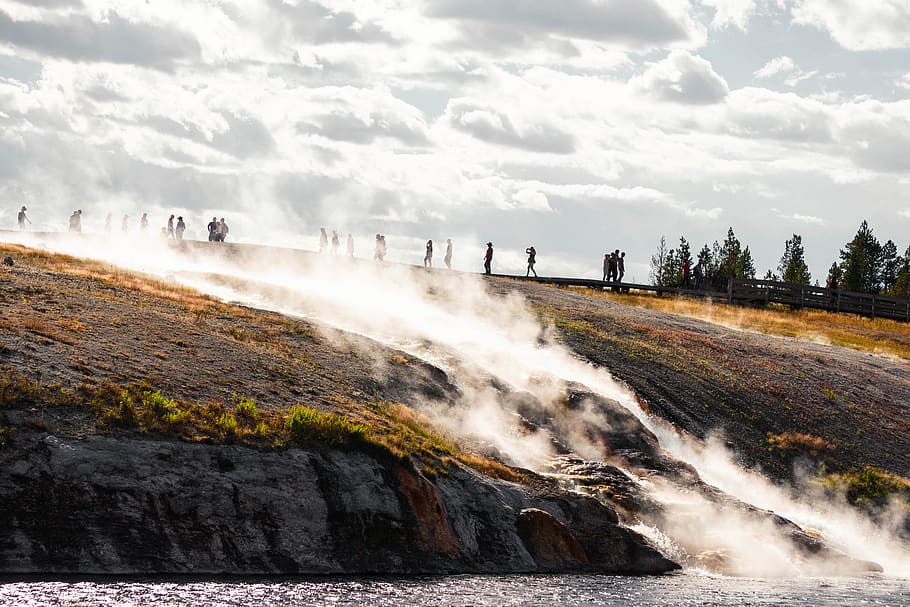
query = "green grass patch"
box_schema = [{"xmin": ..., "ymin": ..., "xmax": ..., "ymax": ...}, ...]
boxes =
[
  {"xmin": 284, "ymin": 405, "xmax": 367, "ymax": 446},
  {"xmin": 818, "ymin": 466, "xmax": 910, "ymax": 509}
]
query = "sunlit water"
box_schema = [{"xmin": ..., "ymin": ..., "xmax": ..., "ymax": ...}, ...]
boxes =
[{"xmin": 2, "ymin": 573, "xmax": 908, "ymax": 606}]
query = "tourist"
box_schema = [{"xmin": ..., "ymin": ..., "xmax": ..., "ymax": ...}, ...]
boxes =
[
  {"xmin": 617, "ymin": 251, "xmax": 625, "ymax": 283},
  {"xmin": 526, "ymin": 246, "xmax": 537, "ymax": 278},
  {"xmin": 175, "ymin": 216, "xmax": 186, "ymax": 240},
  {"xmin": 424, "ymin": 240, "xmax": 433, "ymax": 267},
  {"xmin": 331, "ymin": 230, "xmax": 340, "ymax": 255},
  {"xmin": 207, "ymin": 217, "xmax": 218, "ymax": 242},
  {"xmin": 483, "ymin": 242, "xmax": 493, "ymax": 275},
  {"xmin": 17, "ymin": 206, "xmax": 30, "ymax": 230},
  {"xmin": 319, "ymin": 227, "xmax": 328, "ymax": 253},
  {"xmin": 167, "ymin": 214, "xmax": 175, "ymax": 239},
  {"xmin": 217, "ymin": 218, "xmax": 229, "ymax": 242},
  {"xmin": 693, "ymin": 258, "xmax": 704, "ymax": 290},
  {"xmin": 346, "ymin": 233, "xmax": 354, "ymax": 258},
  {"xmin": 140, "ymin": 213, "xmax": 149, "ymax": 232},
  {"xmin": 444, "ymin": 239, "xmax": 453, "ymax": 269}
]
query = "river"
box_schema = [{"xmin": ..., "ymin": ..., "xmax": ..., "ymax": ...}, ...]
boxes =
[{"xmin": 2, "ymin": 573, "xmax": 908, "ymax": 607}]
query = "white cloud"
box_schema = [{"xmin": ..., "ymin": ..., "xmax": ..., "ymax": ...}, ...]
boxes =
[
  {"xmin": 898, "ymin": 208, "xmax": 910, "ymax": 219},
  {"xmin": 634, "ymin": 50, "xmax": 729, "ymax": 104},
  {"xmin": 899, "ymin": 73, "xmax": 910, "ymax": 90},
  {"xmin": 792, "ymin": 0, "xmax": 910, "ymax": 51},
  {"xmin": 771, "ymin": 208, "xmax": 824, "ymax": 225},
  {"xmin": 754, "ymin": 56, "xmax": 797, "ymax": 80}
]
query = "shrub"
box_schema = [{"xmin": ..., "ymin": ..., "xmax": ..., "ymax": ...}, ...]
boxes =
[
  {"xmin": 820, "ymin": 466, "xmax": 910, "ymax": 507},
  {"xmin": 767, "ymin": 432, "xmax": 835, "ymax": 458},
  {"xmin": 284, "ymin": 405, "xmax": 367, "ymax": 446},
  {"xmin": 233, "ymin": 396, "xmax": 259, "ymax": 421},
  {"xmin": 216, "ymin": 413, "xmax": 239, "ymax": 436}
]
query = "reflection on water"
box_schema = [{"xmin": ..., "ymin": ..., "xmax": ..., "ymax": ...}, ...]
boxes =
[{"xmin": 1, "ymin": 573, "xmax": 907, "ymax": 607}]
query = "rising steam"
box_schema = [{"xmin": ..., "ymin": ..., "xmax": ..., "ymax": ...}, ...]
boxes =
[{"xmin": 4, "ymin": 230, "xmax": 909, "ymax": 578}]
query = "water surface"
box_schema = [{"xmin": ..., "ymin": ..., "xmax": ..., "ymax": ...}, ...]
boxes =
[{"xmin": 2, "ymin": 573, "xmax": 908, "ymax": 607}]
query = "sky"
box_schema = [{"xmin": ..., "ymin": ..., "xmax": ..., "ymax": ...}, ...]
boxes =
[{"xmin": 0, "ymin": 0, "xmax": 908, "ymax": 282}]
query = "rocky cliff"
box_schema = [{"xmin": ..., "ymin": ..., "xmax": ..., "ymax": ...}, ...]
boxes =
[{"xmin": 0, "ymin": 430, "xmax": 674, "ymax": 575}]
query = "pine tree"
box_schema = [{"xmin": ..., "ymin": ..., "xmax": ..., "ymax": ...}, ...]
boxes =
[
  {"xmin": 825, "ymin": 262, "xmax": 842, "ymax": 289},
  {"xmin": 661, "ymin": 248, "xmax": 680, "ymax": 287},
  {"xmin": 839, "ymin": 220, "xmax": 882, "ymax": 294},
  {"xmin": 890, "ymin": 245, "xmax": 910, "ymax": 298},
  {"xmin": 649, "ymin": 236, "xmax": 669, "ymax": 286},
  {"xmin": 677, "ymin": 237, "xmax": 693, "ymax": 287},
  {"xmin": 777, "ymin": 234, "xmax": 811, "ymax": 284},
  {"xmin": 737, "ymin": 246, "xmax": 756, "ymax": 279},
  {"xmin": 880, "ymin": 239, "xmax": 899, "ymax": 292},
  {"xmin": 713, "ymin": 227, "xmax": 742, "ymax": 290}
]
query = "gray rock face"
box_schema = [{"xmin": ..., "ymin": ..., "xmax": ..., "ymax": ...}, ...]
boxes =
[{"xmin": 0, "ymin": 431, "xmax": 678, "ymax": 575}]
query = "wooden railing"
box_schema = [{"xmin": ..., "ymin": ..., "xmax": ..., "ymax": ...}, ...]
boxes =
[
  {"xmin": 502, "ymin": 274, "xmax": 910, "ymax": 322},
  {"xmin": 728, "ymin": 278, "xmax": 910, "ymax": 322}
]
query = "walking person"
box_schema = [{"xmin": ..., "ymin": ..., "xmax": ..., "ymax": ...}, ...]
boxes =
[
  {"xmin": 17, "ymin": 206, "xmax": 30, "ymax": 230},
  {"xmin": 379, "ymin": 235, "xmax": 387, "ymax": 261},
  {"xmin": 617, "ymin": 252, "xmax": 625, "ymax": 283},
  {"xmin": 346, "ymin": 233, "xmax": 354, "ymax": 258},
  {"xmin": 207, "ymin": 217, "xmax": 218, "ymax": 242},
  {"xmin": 374, "ymin": 234, "xmax": 382, "ymax": 260},
  {"xmin": 444, "ymin": 239, "xmax": 453, "ymax": 269},
  {"xmin": 175, "ymin": 216, "xmax": 186, "ymax": 240},
  {"xmin": 693, "ymin": 258, "xmax": 704, "ymax": 290},
  {"xmin": 424, "ymin": 240, "xmax": 433, "ymax": 267},
  {"xmin": 319, "ymin": 228, "xmax": 328, "ymax": 253},
  {"xmin": 140, "ymin": 213, "xmax": 149, "ymax": 232},
  {"xmin": 167, "ymin": 214, "xmax": 175, "ymax": 239},
  {"xmin": 483, "ymin": 242, "xmax": 493, "ymax": 275},
  {"xmin": 331, "ymin": 230, "xmax": 340, "ymax": 255},
  {"xmin": 525, "ymin": 246, "xmax": 537, "ymax": 278}
]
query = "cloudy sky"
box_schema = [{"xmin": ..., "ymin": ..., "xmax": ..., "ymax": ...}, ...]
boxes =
[{"xmin": 1, "ymin": 0, "xmax": 908, "ymax": 281}]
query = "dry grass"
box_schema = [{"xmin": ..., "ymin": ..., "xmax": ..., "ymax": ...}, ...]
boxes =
[
  {"xmin": 564, "ymin": 287, "xmax": 910, "ymax": 360},
  {"xmin": 767, "ymin": 431, "xmax": 835, "ymax": 457}
]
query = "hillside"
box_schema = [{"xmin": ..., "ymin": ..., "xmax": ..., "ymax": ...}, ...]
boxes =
[{"xmin": 0, "ymin": 240, "xmax": 906, "ymax": 576}]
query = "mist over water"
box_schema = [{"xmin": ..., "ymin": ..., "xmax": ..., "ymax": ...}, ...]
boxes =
[{"xmin": 4, "ymin": 231, "xmax": 909, "ymax": 580}]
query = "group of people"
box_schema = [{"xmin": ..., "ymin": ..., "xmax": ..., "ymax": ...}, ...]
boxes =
[
  {"xmin": 423, "ymin": 239, "xmax": 454, "ymax": 269},
  {"xmin": 602, "ymin": 250, "xmax": 626, "ymax": 283},
  {"xmin": 56, "ymin": 209, "xmax": 228, "ymax": 243},
  {"xmin": 318, "ymin": 228, "xmax": 354, "ymax": 257},
  {"xmin": 206, "ymin": 217, "xmax": 230, "ymax": 242}
]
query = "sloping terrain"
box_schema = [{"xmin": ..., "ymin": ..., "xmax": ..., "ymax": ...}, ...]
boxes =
[{"xmin": 496, "ymin": 280, "xmax": 910, "ymax": 484}]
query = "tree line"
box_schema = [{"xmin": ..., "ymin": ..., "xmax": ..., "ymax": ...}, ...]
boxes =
[{"xmin": 649, "ymin": 220, "xmax": 910, "ymax": 297}]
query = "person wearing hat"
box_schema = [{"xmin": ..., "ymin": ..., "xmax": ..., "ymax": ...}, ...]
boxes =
[
  {"xmin": 17, "ymin": 206, "xmax": 30, "ymax": 230},
  {"xmin": 483, "ymin": 242, "xmax": 493, "ymax": 275},
  {"xmin": 175, "ymin": 216, "xmax": 186, "ymax": 240}
]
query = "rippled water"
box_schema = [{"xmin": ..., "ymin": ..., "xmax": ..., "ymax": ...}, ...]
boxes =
[{"xmin": 2, "ymin": 573, "xmax": 908, "ymax": 607}]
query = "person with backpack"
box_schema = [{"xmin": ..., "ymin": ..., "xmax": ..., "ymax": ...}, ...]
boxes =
[{"xmin": 525, "ymin": 246, "xmax": 537, "ymax": 277}]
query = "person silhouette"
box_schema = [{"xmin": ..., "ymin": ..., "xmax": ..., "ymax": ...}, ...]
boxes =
[
  {"xmin": 319, "ymin": 228, "xmax": 328, "ymax": 253},
  {"xmin": 17, "ymin": 206, "xmax": 30, "ymax": 229},
  {"xmin": 346, "ymin": 233, "xmax": 354, "ymax": 258},
  {"xmin": 525, "ymin": 246, "xmax": 537, "ymax": 277},
  {"xmin": 424, "ymin": 240, "xmax": 433, "ymax": 267},
  {"xmin": 331, "ymin": 230, "xmax": 340, "ymax": 255},
  {"xmin": 483, "ymin": 242, "xmax": 493, "ymax": 275},
  {"xmin": 444, "ymin": 239, "xmax": 453, "ymax": 269}
]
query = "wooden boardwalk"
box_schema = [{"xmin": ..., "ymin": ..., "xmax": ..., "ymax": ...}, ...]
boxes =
[{"xmin": 498, "ymin": 274, "xmax": 910, "ymax": 322}]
